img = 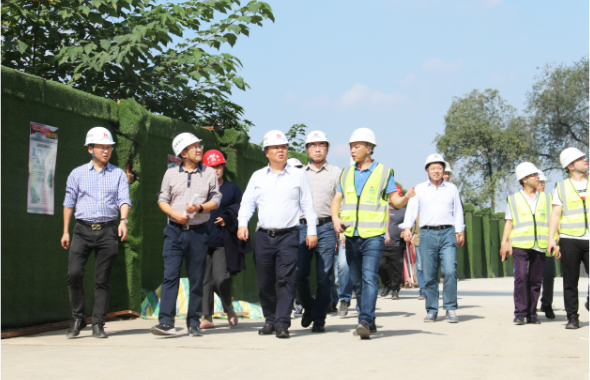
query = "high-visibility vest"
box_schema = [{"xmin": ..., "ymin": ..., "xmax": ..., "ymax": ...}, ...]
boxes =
[
  {"xmin": 556, "ymin": 179, "xmax": 590, "ymax": 237},
  {"xmin": 339, "ymin": 163, "xmax": 392, "ymax": 238},
  {"xmin": 507, "ymin": 191, "xmax": 549, "ymax": 249}
]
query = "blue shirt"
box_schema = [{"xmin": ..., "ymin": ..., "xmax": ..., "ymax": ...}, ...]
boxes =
[
  {"xmin": 208, "ymin": 180, "xmax": 243, "ymax": 247},
  {"xmin": 238, "ymin": 163, "xmax": 318, "ymax": 235},
  {"xmin": 63, "ymin": 161, "xmax": 131, "ymax": 223},
  {"xmin": 400, "ymin": 180, "xmax": 465, "ymax": 233},
  {"xmin": 336, "ymin": 161, "xmax": 397, "ymax": 237}
]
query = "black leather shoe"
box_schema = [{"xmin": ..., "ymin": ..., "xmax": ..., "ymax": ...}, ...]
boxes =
[
  {"xmin": 258, "ymin": 323, "xmax": 275, "ymax": 335},
  {"xmin": 92, "ymin": 324, "xmax": 108, "ymax": 338},
  {"xmin": 513, "ymin": 315, "xmax": 525, "ymax": 325},
  {"xmin": 540, "ymin": 305, "xmax": 555, "ymax": 319},
  {"xmin": 66, "ymin": 318, "xmax": 87, "ymax": 338},
  {"xmin": 275, "ymin": 326, "xmax": 290, "ymax": 338},
  {"xmin": 301, "ymin": 311, "xmax": 312, "ymax": 328},
  {"xmin": 380, "ymin": 285, "xmax": 392, "ymax": 297},
  {"xmin": 526, "ymin": 316, "xmax": 541, "ymax": 324},
  {"xmin": 188, "ymin": 326, "xmax": 203, "ymax": 337},
  {"xmin": 566, "ymin": 315, "xmax": 579, "ymax": 329},
  {"xmin": 311, "ymin": 324, "xmax": 325, "ymax": 333}
]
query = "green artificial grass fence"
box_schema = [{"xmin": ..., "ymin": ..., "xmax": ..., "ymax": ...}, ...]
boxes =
[{"xmin": 2, "ymin": 66, "xmax": 555, "ymax": 329}]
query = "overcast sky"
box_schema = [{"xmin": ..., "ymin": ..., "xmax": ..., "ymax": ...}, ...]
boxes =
[{"xmin": 221, "ymin": 0, "xmax": 588, "ymax": 209}]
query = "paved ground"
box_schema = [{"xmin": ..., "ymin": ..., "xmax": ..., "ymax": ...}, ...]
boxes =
[{"xmin": 2, "ymin": 277, "xmax": 589, "ymax": 380}]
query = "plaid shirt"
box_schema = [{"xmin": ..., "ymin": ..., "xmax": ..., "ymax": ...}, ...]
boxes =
[
  {"xmin": 158, "ymin": 163, "xmax": 221, "ymax": 225},
  {"xmin": 63, "ymin": 161, "xmax": 131, "ymax": 223}
]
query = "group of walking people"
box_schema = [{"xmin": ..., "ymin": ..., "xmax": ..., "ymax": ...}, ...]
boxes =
[{"xmin": 60, "ymin": 125, "xmax": 587, "ymax": 340}]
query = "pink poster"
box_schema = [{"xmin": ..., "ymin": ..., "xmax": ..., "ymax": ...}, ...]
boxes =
[{"xmin": 28, "ymin": 122, "xmax": 59, "ymax": 215}]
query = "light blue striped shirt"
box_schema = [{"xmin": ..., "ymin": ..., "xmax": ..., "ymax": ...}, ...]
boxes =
[
  {"xmin": 63, "ymin": 161, "xmax": 131, "ymax": 223},
  {"xmin": 238, "ymin": 164, "xmax": 318, "ymax": 235}
]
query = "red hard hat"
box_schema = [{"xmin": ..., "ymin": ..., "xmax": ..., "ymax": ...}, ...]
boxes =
[
  {"xmin": 396, "ymin": 185, "xmax": 403, "ymax": 197},
  {"xmin": 203, "ymin": 149, "xmax": 226, "ymax": 166}
]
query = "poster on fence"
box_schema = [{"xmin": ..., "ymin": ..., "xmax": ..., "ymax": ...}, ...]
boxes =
[
  {"xmin": 167, "ymin": 154, "xmax": 182, "ymax": 168},
  {"xmin": 28, "ymin": 122, "xmax": 59, "ymax": 215}
]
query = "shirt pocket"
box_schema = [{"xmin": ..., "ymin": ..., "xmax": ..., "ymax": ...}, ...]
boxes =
[{"xmin": 103, "ymin": 179, "xmax": 119, "ymax": 204}]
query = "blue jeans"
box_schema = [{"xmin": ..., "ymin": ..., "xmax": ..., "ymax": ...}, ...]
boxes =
[
  {"xmin": 415, "ymin": 245, "xmax": 425, "ymax": 295},
  {"xmin": 296, "ymin": 222, "xmax": 337, "ymax": 326},
  {"xmin": 420, "ymin": 227, "xmax": 457, "ymax": 315},
  {"xmin": 333, "ymin": 240, "xmax": 352, "ymax": 303},
  {"xmin": 345, "ymin": 235, "xmax": 384, "ymax": 325}
]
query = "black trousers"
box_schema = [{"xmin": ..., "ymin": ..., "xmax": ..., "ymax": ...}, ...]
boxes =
[
  {"xmin": 559, "ymin": 238, "xmax": 589, "ymax": 318},
  {"xmin": 254, "ymin": 230, "xmax": 299, "ymax": 328},
  {"xmin": 202, "ymin": 246, "xmax": 233, "ymax": 316},
  {"xmin": 67, "ymin": 223, "xmax": 119, "ymax": 325},
  {"xmin": 379, "ymin": 246, "xmax": 404, "ymax": 292},
  {"xmin": 540, "ymin": 255, "xmax": 556, "ymax": 309}
]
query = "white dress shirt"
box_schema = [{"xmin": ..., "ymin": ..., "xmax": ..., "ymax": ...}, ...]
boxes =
[
  {"xmin": 400, "ymin": 180, "xmax": 465, "ymax": 233},
  {"xmin": 238, "ymin": 163, "xmax": 318, "ymax": 235}
]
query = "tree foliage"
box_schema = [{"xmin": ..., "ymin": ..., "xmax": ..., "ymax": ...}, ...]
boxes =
[
  {"xmin": 526, "ymin": 56, "xmax": 589, "ymax": 172},
  {"xmin": 435, "ymin": 89, "xmax": 534, "ymax": 209},
  {"xmin": 285, "ymin": 123, "xmax": 308, "ymax": 153},
  {"xmin": 1, "ymin": 0, "xmax": 274, "ymax": 131}
]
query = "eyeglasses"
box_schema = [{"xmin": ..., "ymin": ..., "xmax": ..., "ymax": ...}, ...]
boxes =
[
  {"xmin": 308, "ymin": 143, "xmax": 327, "ymax": 149},
  {"xmin": 188, "ymin": 144, "xmax": 204, "ymax": 151},
  {"xmin": 94, "ymin": 146, "xmax": 113, "ymax": 152},
  {"xmin": 528, "ymin": 173, "xmax": 539, "ymax": 178}
]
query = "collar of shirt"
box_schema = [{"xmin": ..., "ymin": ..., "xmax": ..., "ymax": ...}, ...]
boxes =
[
  {"xmin": 305, "ymin": 161, "xmax": 332, "ymax": 173},
  {"xmin": 355, "ymin": 160, "xmax": 378, "ymax": 174},
  {"xmin": 87, "ymin": 160, "xmax": 114, "ymax": 172},
  {"xmin": 179, "ymin": 162, "xmax": 202, "ymax": 174},
  {"xmin": 265, "ymin": 163, "xmax": 292, "ymax": 176},
  {"xmin": 427, "ymin": 180, "xmax": 447, "ymax": 188},
  {"xmin": 519, "ymin": 189, "xmax": 539, "ymax": 202}
]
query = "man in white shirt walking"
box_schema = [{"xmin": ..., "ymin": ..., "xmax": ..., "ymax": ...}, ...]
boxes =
[
  {"xmin": 238, "ymin": 130, "xmax": 317, "ymax": 339},
  {"xmin": 401, "ymin": 154, "xmax": 465, "ymax": 323}
]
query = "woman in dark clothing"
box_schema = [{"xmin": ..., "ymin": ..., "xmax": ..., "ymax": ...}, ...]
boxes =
[{"xmin": 200, "ymin": 150, "xmax": 243, "ymax": 329}]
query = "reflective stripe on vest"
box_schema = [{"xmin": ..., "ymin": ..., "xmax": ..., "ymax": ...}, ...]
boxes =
[
  {"xmin": 339, "ymin": 163, "xmax": 391, "ymax": 238},
  {"xmin": 557, "ymin": 179, "xmax": 590, "ymax": 237},
  {"xmin": 508, "ymin": 191, "xmax": 549, "ymax": 249}
]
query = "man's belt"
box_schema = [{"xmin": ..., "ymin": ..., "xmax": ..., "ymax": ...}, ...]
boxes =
[
  {"xmin": 422, "ymin": 225, "xmax": 453, "ymax": 230},
  {"xmin": 169, "ymin": 221, "xmax": 208, "ymax": 231},
  {"xmin": 76, "ymin": 220, "xmax": 117, "ymax": 230},
  {"xmin": 258, "ymin": 226, "xmax": 299, "ymax": 237},
  {"xmin": 300, "ymin": 216, "xmax": 332, "ymax": 226}
]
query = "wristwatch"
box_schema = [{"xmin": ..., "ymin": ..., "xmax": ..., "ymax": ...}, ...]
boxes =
[
  {"xmin": 197, "ymin": 205, "xmax": 204, "ymax": 213},
  {"xmin": 121, "ymin": 218, "xmax": 128, "ymax": 223}
]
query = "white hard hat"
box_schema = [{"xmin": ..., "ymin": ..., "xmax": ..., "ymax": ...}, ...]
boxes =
[
  {"xmin": 172, "ymin": 132, "xmax": 202, "ymax": 157},
  {"xmin": 424, "ymin": 154, "xmax": 446, "ymax": 170},
  {"xmin": 262, "ymin": 130, "xmax": 289, "ymax": 149},
  {"xmin": 538, "ymin": 170, "xmax": 547, "ymax": 182},
  {"xmin": 560, "ymin": 147, "xmax": 586, "ymax": 169},
  {"xmin": 287, "ymin": 158, "xmax": 304, "ymax": 168},
  {"xmin": 305, "ymin": 130, "xmax": 329, "ymax": 147},
  {"xmin": 515, "ymin": 162, "xmax": 540, "ymax": 181},
  {"xmin": 444, "ymin": 161, "xmax": 453, "ymax": 173},
  {"xmin": 348, "ymin": 128, "xmax": 377, "ymax": 146},
  {"xmin": 85, "ymin": 127, "xmax": 115, "ymax": 146}
]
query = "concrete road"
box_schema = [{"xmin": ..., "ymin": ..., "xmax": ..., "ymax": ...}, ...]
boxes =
[{"xmin": 2, "ymin": 277, "xmax": 588, "ymax": 380}]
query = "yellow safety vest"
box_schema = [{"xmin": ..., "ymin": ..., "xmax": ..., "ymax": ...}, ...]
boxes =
[
  {"xmin": 339, "ymin": 163, "xmax": 392, "ymax": 238},
  {"xmin": 507, "ymin": 191, "xmax": 549, "ymax": 249},
  {"xmin": 556, "ymin": 179, "xmax": 590, "ymax": 237}
]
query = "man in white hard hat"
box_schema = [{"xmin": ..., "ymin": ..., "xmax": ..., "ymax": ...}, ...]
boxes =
[
  {"xmin": 500, "ymin": 162, "xmax": 550, "ymax": 325},
  {"xmin": 443, "ymin": 161, "xmax": 452, "ymax": 183},
  {"xmin": 151, "ymin": 132, "xmax": 221, "ymax": 337},
  {"xmin": 331, "ymin": 127, "xmax": 415, "ymax": 339},
  {"xmin": 238, "ymin": 130, "xmax": 317, "ymax": 339},
  {"xmin": 547, "ymin": 147, "xmax": 589, "ymax": 329},
  {"xmin": 61, "ymin": 127, "xmax": 131, "ymax": 338},
  {"xmin": 296, "ymin": 130, "xmax": 341, "ymax": 332},
  {"xmin": 401, "ymin": 154, "xmax": 464, "ymax": 323},
  {"xmin": 537, "ymin": 171, "xmax": 556, "ymax": 319}
]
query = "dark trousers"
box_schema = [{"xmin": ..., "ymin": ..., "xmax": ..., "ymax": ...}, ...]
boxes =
[
  {"xmin": 254, "ymin": 229, "xmax": 299, "ymax": 328},
  {"xmin": 67, "ymin": 223, "xmax": 119, "ymax": 326},
  {"xmin": 513, "ymin": 248, "xmax": 545, "ymax": 317},
  {"xmin": 296, "ymin": 222, "xmax": 336, "ymax": 327},
  {"xmin": 559, "ymin": 238, "xmax": 589, "ymax": 318},
  {"xmin": 159, "ymin": 224, "xmax": 208, "ymax": 328},
  {"xmin": 540, "ymin": 255, "xmax": 556, "ymax": 309},
  {"xmin": 202, "ymin": 246, "xmax": 233, "ymax": 316},
  {"xmin": 378, "ymin": 246, "xmax": 404, "ymax": 291}
]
